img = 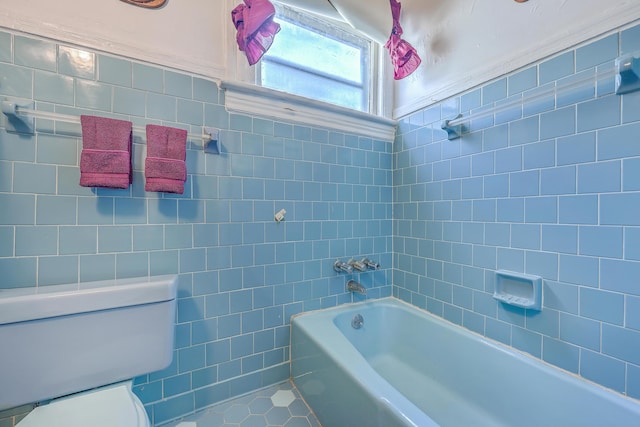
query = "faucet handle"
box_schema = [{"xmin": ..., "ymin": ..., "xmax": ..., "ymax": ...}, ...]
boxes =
[
  {"xmin": 333, "ymin": 259, "xmax": 354, "ymax": 274},
  {"xmin": 348, "ymin": 258, "xmax": 367, "ymax": 272},
  {"xmin": 361, "ymin": 257, "xmax": 381, "ymax": 270}
]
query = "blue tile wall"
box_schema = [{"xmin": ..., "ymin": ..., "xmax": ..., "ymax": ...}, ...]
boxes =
[
  {"xmin": 0, "ymin": 31, "xmax": 392, "ymax": 425},
  {"xmin": 395, "ymin": 24, "xmax": 640, "ymax": 401}
]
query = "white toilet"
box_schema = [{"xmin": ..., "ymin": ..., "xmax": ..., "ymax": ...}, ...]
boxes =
[{"xmin": 0, "ymin": 275, "xmax": 178, "ymax": 427}]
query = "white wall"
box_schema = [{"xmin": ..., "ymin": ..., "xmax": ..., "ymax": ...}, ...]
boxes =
[
  {"xmin": 393, "ymin": 0, "xmax": 640, "ymax": 117},
  {"xmin": 0, "ymin": 0, "xmax": 230, "ymax": 79},
  {"xmin": 3, "ymin": 0, "xmax": 640, "ymax": 118}
]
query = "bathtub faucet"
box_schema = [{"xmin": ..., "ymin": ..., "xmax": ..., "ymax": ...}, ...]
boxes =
[
  {"xmin": 347, "ymin": 280, "xmax": 366, "ymax": 295},
  {"xmin": 333, "ymin": 259, "xmax": 354, "ymax": 274},
  {"xmin": 348, "ymin": 258, "xmax": 368, "ymax": 272}
]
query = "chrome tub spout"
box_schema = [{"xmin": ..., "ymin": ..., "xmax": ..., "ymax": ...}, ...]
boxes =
[{"xmin": 347, "ymin": 280, "xmax": 366, "ymax": 295}]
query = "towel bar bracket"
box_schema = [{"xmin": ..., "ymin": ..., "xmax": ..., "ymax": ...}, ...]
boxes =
[{"xmin": 2, "ymin": 98, "xmax": 35, "ymax": 135}]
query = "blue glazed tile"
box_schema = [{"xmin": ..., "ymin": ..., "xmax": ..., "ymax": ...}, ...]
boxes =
[
  {"xmin": 508, "ymin": 66, "xmax": 537, "ymax": 96},
  {"xmin": 494, "ymin": 147, "xmax": 522, "ymax": 174},
  {"xmin": 180, "ymin": 248, "xmax": 206, "ymax": 273},
  {"xmin": 205, "ymin": 293, "xmax": 230, "ymax": 318},
  {"xmin": 621, "ymin": 24, "xmax": 640, "ymax": 54},
  {"xmin": 512, "ymin": 326, "xmax": 541, "ymax": 358},
  {"xmin": 625, "ymin": 227, "xmax": 640, "ymax": 261},
  {"xmin": 0, "ymin": 194, "xmax": 35, "ymax": 225},
  {"xmin": 522, "ymin": 84, "xmax": 555, "ymax": 116},
  {"xmin": 58, "ymin": 46, "xmax": 95, "ymax": 79},
  {"xmin": 579, "ymin": 226, "xmax": 623, "ymax": 258},
  {"xmin": 483, "ymin": 174, "xmax": 509, "ymax": 198},
  {"xmin": 541, "ymin": 225, "xmax": 577, "ymax": 254},
  {"xmin": 509, "ymin": 116, "xmax": 539, "ymax": 146},
  {"xmin": 37, "ymin": 133, "xmax": 77, "ymax": 165},
  {"xmin": 483, "ymin": 78, "xmax": 507, "ymax": 105},
  {"xmin": 76, "ymin": 81, "xmax": 112, "ymax": 111},
  {"xmin": 36, "ymin": 195, "xmax": 76, "ymax": 225},
  {"xmin": 629, "ymin": 364, "xmax": 640, "ymax": 400},
  {"xmin": 600, "ymin": 258, "xmax": 640, "ymax": 296},
  {"xmin": 540, "ymin": 166, "xmax": 576, "ymax": 195},
  {"xmin": 540, "ymin": 51, "xmax": 574, "ymax": 85},
  {"xmin": 484, "ymin": 223, "xmax": 510, "ymax": 247},
  {"xmin": 0, "ymin": 160, "xmax": 10, "ymax": 192},
  {"xmin": 178, "ymin": 99, "xmax": 204, "ymax": 126},
  {"xmin": 510, "ymin": 170, "xmax": 539, "ymax": 197},
  {"xmin": 13, "ymin": 162, "xmax": 56, "ymax": 194},
  {"xmin": 178, "ymin": 345, "xmax": 206, "ymax": 373},
  {"xmin": 461, "ymin": 89, "xmax": 481, "ymax": 112},
  {"xmin": 544, "ymin": 280, "xmax": 578, "ymax": 314},
  {"xmin": 601, "ymin": 193, "xmax": 640, "ymax": 226},
  {"xmin": 627, "ymin": 296, "xmax": 640, "ymax": 331},
  {"xmin": 113, "ymin": 86, "xmax": 145, "ymax": 116},
  {"xmin": 556, "ymin": 70, "xmax": 595, "ymax": 107},
  {"xmin": 98, "ymin": 55, "xmax": 132, "ymax": 86},
  {"xmin": 204, "ymin": 103, "xmax": 229, "ymax": 129},
  {"xmin": 114, "ymin": 198, "xmax": 146, "ymax": 224},
  {"xmin": 116, "ymin": 252, "xmax": 149, "ymax": 278},
  {"xmin": 0, "ymin": 226, "xmax": 14, "ymax": 257},
  {"xmin": 14, "ymin": 36, "xmax": 56, "ymax": 71},
  {"xmin": 146, "ymin": 92, "xmax": 177, "ymax": 121},
  {"xmin": 34, "ymin": 71, "xmax": 74, "ymax": 105},
  {"xmin": 598, "ymin": 122, "xmax": 640, "ymax": 160},
  {"xmin": 540, "ymin": 106, "xmax": 575, "ymax": 139},
  {"xmin": 525, "ymin": 250, "xmax": 558, "ymax": 280},
  {"xmin": 523, "ymin": 140, "xmax": 555, "ymax": 169},
  {"xmin": 602, "ymin": 324, "xmax": 640, "ymax": 365},
  {"xmin": 558, "ymin": 254, "xmax": 598, "ymax": 287},
  {"xmin": 78, "ymin": 197, "xmax": 114, "ymax": 225},
  {"xmin": 15, "ymin": 226, "xmax": 57, "ymax": 256},
  {"xmin": 165, "ymin": 70, "xmax": 192, "ymax": 98},
  {"xmin": 132, "ymin": 63, "xmax": 163, "ymax": 92},
  {"xmin": 580, "ymin": 350, "xmax": 625, "ymax": 393},
  {"xmin": 581, "ymin": 287, "xmax": 624, "ymax": 324},
  {"xmin": 80, "ymin": 254, "xmax": 116, "ymax": 282},
  {"xmin": 164, "ymin": 373, "xmax": 191, "ymax": 397},
  {"xmin": 98, "ymin": 225, "xmax": 132, "ymax": 253},
  {"xmin": 0, "ymin": 63, "xmax": 33, "ymax": 98},
  {"xmin": 148, "ymin": 199, "xmax": 178, "ymax": 224},
  {"xmin": 623, "ymin": 157, "xmax": 640, "ymax": 191},
  {"xmin": 578, "ymin": 160, "xmax": 621, "ymax": 194},
  {"xmin": 194, "ymin": 77, "xmax": 219, "ymax": 102},
  {"xmin": 0, "ymin": 257, "xmax": 37, "ymax": 288},
  {"xmin": 559, "ymin": 313, "xmax": 600, "ymax": 351},
  {"xmin": 542, "ymin": 336, "xmax": 579, "ymax": 373},
  {"xmin": 38, "ymin": 256, "xmax": 78, "ymax": 286},
  {"xmin": 152, "ymin": 394, "xmax": 194, "ymax": 425},
  {"xmin": 0, "ymin": 131, "xmax": 36, "ymax": 162},
  {"xmin": 497, "ymin": 198, "xmax": 524, "ymax": 223},
  {"xmin": 558, "ymin": 195, "xmax": 598, "ymax": 225},
  {"xmin": 576, "ymin": 33, "xmax": 618, "ymax": 71},
  {"xmin": 59, "ymin": 226, "xmax": 96, "ymax": 254},
  {"xmin": 577, "ymin": 95, "xmax": 620, "ymax": 132},
  {"xmin": 623, "ymin": 90, "xmax": 640, "ymax": 124},
  {"xmin": 526, "ymin": 308, "xmax": 559, "ymax": 337},
  {"xmin": 511, "ymin": 224, "xmax": 541, "ymax": 249},
  {"xmin": 556, "ymin": 132, "xmax": 596, "ymax": 166},
  {"xmin": 471, "ymin": 152, "xmax": 494, "ymax": 176}
]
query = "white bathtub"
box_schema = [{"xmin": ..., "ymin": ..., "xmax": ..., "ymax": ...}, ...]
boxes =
[{"xmin": 291, "ymin": 297, "xmax": 640, "ymax": 427}]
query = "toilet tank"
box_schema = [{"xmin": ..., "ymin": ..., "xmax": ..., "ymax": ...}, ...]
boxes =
[{"xmin": 0, "ymin": 275, "xmax": 178, "ymax": 411}]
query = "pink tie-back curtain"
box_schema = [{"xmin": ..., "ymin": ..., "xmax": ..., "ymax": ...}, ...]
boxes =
[
  {"xmin": 385, "ymin": 0, "xmax": 421, "ymax": 80},
  {"xmin": 231, "ymin": 0, "xmax": 281, "ymax": 65}
]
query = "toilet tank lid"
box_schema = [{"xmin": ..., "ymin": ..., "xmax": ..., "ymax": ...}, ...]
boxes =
[{"xmin": 0, "ymin": 275, "xmax": 178, "ymax": 325}]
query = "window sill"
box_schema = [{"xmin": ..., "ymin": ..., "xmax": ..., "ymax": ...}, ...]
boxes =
[{"xmin": 220, "ymin": 81, "xmax": 397, "ymax": 141}]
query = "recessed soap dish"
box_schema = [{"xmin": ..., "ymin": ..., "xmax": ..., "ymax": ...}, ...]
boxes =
[{"xmin": 493, "ymin": 270, "xmax": 542, "ymax": 311}]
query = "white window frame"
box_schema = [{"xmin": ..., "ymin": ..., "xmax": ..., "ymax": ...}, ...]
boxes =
[{"xmin": 222, "ymin": 0, "xmax": 395, "ymax": 139}]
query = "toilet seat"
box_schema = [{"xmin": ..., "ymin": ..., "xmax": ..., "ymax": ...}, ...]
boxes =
[{"xmin": 16, "ymin": 381, "xmax": 149, "ymax": 427}]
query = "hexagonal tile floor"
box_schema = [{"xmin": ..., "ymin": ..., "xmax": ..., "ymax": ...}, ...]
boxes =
[{"xmin": 163, "ymin": 381, "xmax": 321, "ymax": 427}]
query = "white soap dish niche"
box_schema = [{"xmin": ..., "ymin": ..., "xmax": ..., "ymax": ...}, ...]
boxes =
[{"xmin": 493, "ymin": 270, "xmax": 542, "ymax": 311}]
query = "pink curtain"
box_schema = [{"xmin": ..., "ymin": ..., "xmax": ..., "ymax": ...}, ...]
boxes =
[
  {"xmin": 231, "ymin": 0, "xmax": 281, "ymax": 65},
  {"xmin": 385, "ymin": 0, "xmax": 421, "ymax": 80}
]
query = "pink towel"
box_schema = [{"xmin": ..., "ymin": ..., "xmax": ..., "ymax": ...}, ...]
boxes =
[
  {"xmin": 385, "ymin": 0, "xmax": 421, "ymax": 80},
  {"xmin": 79, "ymin": 115, "xmax": 132, "ymax": 189},
  {"xmin": 144, "ymin": 124, "xmax": 188, "ymax": 194},
  {"xmin": 231, "ymin": 0, "xmax": 281, "ymax": 65}
]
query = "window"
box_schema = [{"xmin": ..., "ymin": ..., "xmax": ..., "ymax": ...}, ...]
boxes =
[{"xmin": 259, "ymin": 4, "xmax": 372, "ymax": 112}]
